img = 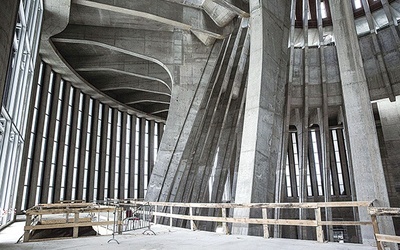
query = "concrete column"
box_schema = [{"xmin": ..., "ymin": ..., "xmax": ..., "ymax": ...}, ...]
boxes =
[
  {"xmin": 65, "ymin": 89, "xmax": 81, "ymax": 201},
  {"xmin": 87, "ymin": 100, "xmax": 99, "ymax": 202},
  {"xmin": 232, "ymin": 0, "xmax": 290, "ymax": 236},
  {"xmin": 145, "ymin": 36, "xmax": 221, "ymax": 202},
  {"xmin": 98, "ymin": 104, "xmax": 109, "ymax": 201},
  {"xmin": 40, "ymin": 74, "xmax": 61, "ymax": 204},
  {"xmin": 53, "ymin": 82, "xmax": 71, "ymax": 203},
  {"xmin": 377, "ymin": 98, "xmax": 400, "ymax": 236},
  {"xmin": 330, "ymin": 0, "xmax": 396, "ymax": 247},
  {"xmin": 27, "ymin": 64, "xmax": 51, "ymax": 208},
  {"xmin": 0, "ymin": 0, "xmax": 18, "ymax": 106},
  {"xmin": 77, "ymin": 95, "xmax": 90, "ymax": 200},
  {"xmin": 119, "ymin": 112, "xmax": 127, "ymax": 199},
  {"xmin": 158, "ymin": 123, "xmax": 164, "ymax": 147},
  {"xmin": 128, "ymin": 115, "xmax": 137, "ymax": 198},
  {"xmin": 108, "ymin": 109, "xmax": 118, "ymax": 199},
  {"xmin": 138, "ymin": 118, "xmax": 146, "ymax": 199},
  {"xmin": 148, "ymin": 120, "xmax": 155, "ymax": 179}
]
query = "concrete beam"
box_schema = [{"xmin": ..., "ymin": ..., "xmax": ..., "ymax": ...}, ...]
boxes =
[
  {"xmin": 212, "ymin": 0, "xmax": 250, "ymax": 17},
  {"xmin": 95, "ymin": 80, "xmax": 171, "ymax": 96},
  {"xmin": 119, "ymin": 92, "xmax": 171, "ymax": 105},
  {"xmin": 40, "ymin": 1, "xmax": 166, "ymax": 122},
  {"xmin": 72, "ymin": 0, "xmax": 230, "ymax": 39},
  {"xmin": 63, "ymin": 53, "xmax": 171, "ymax": 86},
  {"xmin": 75, "ymin": 67, "xmax": 171, "ymax": 91}
]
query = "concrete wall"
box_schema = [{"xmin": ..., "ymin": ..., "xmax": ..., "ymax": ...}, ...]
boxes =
[{"xmin": 0, "ymin": 0, "xmax": 19, "ymax": 105}]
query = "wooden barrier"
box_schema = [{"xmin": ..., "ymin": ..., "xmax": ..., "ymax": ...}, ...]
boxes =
[
  {"xmin": 24, "ymin": 200, "xmax": 374, "ymax": 244},
  {"xmin": 24, "ymin": 202, "xmax": 119, "ymax": 242},
  {"xmin": 132, "ymin": 200, "xmax": 373, "ymax": 243},
  {"xmin": 368, "ymin": 207, "xmax": 400, "ymax": 250}
]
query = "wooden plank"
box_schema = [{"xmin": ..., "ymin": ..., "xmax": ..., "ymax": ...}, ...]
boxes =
[
  {"xmin": 262, "ymin": 208, "xmax": 269, "ymax": 238},
  {"xmin": 371, "ymin": 214, "xmax": 384, "ymax": 250},
  {"xmin": 189, "ymin": 207, "xmax": 195, "ymax": 231},
  {"xmin": 375, "ymin": 234, "xmax": 400, "ymax": 244},
  {"xmin": 26, "ymin": 207, "xmax": 115, "ymax": 215},
  {"xmin": 24, "ymin": 221, "xmax": 115, "ymax": 230},
  {"xmin": 221, "ymin": 208, "xmax": 229, "ymax": 235},
  {"xmin": 319, "ymin": 221, "xmax": 372, "ymax": 226},
  {"xmin": 40, "ymin": 218, "xmax": 92, "ymax": 225},
  {"xmin": 73, "ymin": 213, "xmax": 79, "ymax": 238},
  {"xmin": 315, "ymin": 208, "xmax": 324, "ymax": 243},
  {"xmin": 24, "ymin": 215, "xmax": 32, "ymax": 242},
  {"xmin": 133, "ymin": 201, "xmax": 371, "ymax": 209},
  {"xmin": 368, "ymin": 207, "xmax": 400, "ymax": 216},
  {"xmin": 152, "ymin": 212, "xmax": 317, "ymax": 227}
]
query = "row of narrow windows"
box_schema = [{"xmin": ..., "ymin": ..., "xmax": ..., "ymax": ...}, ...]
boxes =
[
  {"xmin": 285, "ymin": 127, "xmax": 350, "ymax": 198},
  {"xmin": 18, "ymin": 62, "xmax": 164, "ymax": 211},
  {"xmin": 0, "ymin": 0, "xmax": 43, "ymax": 229}
]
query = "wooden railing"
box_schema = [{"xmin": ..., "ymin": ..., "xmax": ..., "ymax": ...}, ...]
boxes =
[
  {"xmin": 132, "ymin": 200, "xmax": 373, "ymax": 243},
  {"xmin": 24, "ymin": 202, "xmax": 118, "ymax": 242},
  {"xmin": 368, "ymin": 207, "xmax": 400, "ymax": 250},
  {"xmin": 28, "ymin": 200, "xmax": 399, "ymax": 247}
]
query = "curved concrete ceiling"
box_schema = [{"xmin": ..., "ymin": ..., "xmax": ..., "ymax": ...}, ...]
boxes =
[{"xmin": 47, "ymin": 0, "xmax": 244, "ymax": 121}]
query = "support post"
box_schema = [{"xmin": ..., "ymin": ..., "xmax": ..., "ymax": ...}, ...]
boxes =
[
  {"xmin": 190, "ymin": 207, "xmax": 195, "ymax": 231},
  {"xmin": 371, "ymin": 214, "xmax": 384, "ymax": 250},
  {"xmin": 73, "ymin": 212, "xmax": 79, "ymax": 238},
  {"xmin": 222, "ymin": 207, "xmax": 229, "ymax": 234},
  {"xmin": 315, "ymin": 207, "xmax": 324, "ymax": 243},
  {"xmin": 170, "ymin": 206, "xmax": 173, "ymax": 227},
  {"xmin": 262, "ymin": 208, "xmax": 269, "ymax": 238},
  {"xmin": 23, "ymin": 215, "xmax": 32, "ymax": 242}
]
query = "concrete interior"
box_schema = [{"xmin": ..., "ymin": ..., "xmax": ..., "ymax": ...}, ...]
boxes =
[{"xmin": 1, "ymin": 0, "xmax": 400, "ymax": 249}]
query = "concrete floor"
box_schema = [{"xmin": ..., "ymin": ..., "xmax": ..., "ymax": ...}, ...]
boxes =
[{"xmin": 0, "ymin": 221, "xmax": 376, "ymax": 250}]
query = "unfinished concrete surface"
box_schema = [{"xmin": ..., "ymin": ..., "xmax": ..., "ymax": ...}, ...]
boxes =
[
  {"xmin": 1, "ymin": 0, "xmax": 400, "ymax": 249},
  {"xmin": 0, "ymin": 222, "xmax": 376, "ymax": 250}
]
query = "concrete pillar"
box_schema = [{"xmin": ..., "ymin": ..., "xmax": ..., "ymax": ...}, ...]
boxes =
[
  {"xmin": 330, "ymin": 0, "xmax": 396, "ymax": 247},
  {"xmin": 40, "ymin": 74, "xmax": 61, "ymax": 204},
  {"xmin": 232, "ymin": 0, "xmax": 290, "ymax": 236},
  {"xmin": 98, "ymin": 104, "xmax": 109, "ymax": 201},
  {"xmin": 128, "ymin": 115, "xmax": 137, "ymax": 198},
  {"xmin": 27, "ymin": 64, "xmax": 51, "ymax": 208},
  {"xmin": 157, "ymin": 123, "xmax": 164, "ymax": 147},
  {"xmin": 53, "ymin": 82, "xmax": 71, "ymax": 203},
  {"xmin": 138, "ymin": 118, "xmax": 146, "ymax": 199},
  {"xmin": 145, "ymin": 35, "xmax": 222, "ymax": 202},
  {"xmin": 65, "ymin": 89, "xmax": 81, "ymax": 201},
  {"xmin": 148, "ymin": 120, "xmax": 155, "ymax": 179},
  {"xmin": 108, "ymin": 109, "xmax": 118, "ymax": 199},
  {"xmin": 77, "ymin": 95, "xmax": 90, "ymax": 200},
  {"xmin": 377, "ymin": 98, "xmax": 400, "ymax": 236},
  {"xmin": 87, "ymin": 100, "xmax": 99, "ymax": 202},
  {"xmin": 0, "ymin": 0, "xmax": 18, "ymax": 105},
  {"xmin": 119, "ymin": 112, "xmax": 127, "ymax": 199}
]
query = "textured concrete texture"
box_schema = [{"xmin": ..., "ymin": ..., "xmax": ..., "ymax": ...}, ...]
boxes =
[
  {"xmin": 377, "ymin": 97, "xmax": 400, "ymax": 236},
  {"xmin": 232, "ymin": 0, "xmax": 290, "ymax": 235},
  {"xmin": 0, "ymin": 222, "xmax": 376, "ymax": 250},
  {"xmin": 0, "ymin": 0, "xmax": 19, "ymax": 106},
  {"xmin": 330, "ymin": 0, "xmax": 396, "ymax": 248}
]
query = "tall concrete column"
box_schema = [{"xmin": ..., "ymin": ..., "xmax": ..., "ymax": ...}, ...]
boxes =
[
  {"xmin": 377, "ymin": 98, "xmax": 400, "ymax": 236},
  {"xmin": 53, "ymin": 82, "xmax": 71, "ymax": 203},
  {"xmin": 232, "ymin": 0, "xmax": 290, "ymax": 236},
  {"xmin": 330, "ymin": 0, "xmax": 396, "ymax": 247},
  {"xmin": 87, "ymin": 100, "xmax": 99, "ymax": 202}
]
